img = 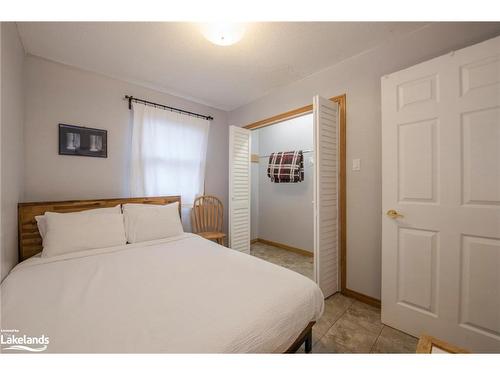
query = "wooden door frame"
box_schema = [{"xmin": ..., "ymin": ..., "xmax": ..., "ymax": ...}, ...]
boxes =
[
  {"xmin": 243, "ymin": 94, "xmax": 349, "ymax": 295},
  {"xmin": 244, "ymin": 94, "xmax": 381, "ymax": 307}
]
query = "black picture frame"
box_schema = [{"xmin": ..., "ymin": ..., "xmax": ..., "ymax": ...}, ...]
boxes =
[{"xmin": 58, "ymin": 124, "xmax": 108, "ymax": 158}]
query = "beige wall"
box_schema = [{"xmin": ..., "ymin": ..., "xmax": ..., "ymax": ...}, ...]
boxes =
[
  {"xmin": 23, "ymin": 55, "xmax": 230, "ymax": 233},
  {"xmin": 1, "ymin": 23, "xmax": 25, "ymax": 281},
  {"xmin": 229, "ymin": 23, "xmax": 500, "ymax": 299}
]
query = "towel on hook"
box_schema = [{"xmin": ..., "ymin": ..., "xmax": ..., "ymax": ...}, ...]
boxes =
[{"xmin": 267, "ymin": 150, "xmax": 304, "ymax": 183}]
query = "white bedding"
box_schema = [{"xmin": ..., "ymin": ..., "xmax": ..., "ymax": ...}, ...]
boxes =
[{"xmin": 1, "ymin": 234, "xmax": 324, "ymax": 353}]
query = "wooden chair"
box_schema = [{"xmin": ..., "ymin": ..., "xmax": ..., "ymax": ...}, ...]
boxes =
[{"xmin": 191, "ymin": 195, "xmax": 226, "ymax": 246}]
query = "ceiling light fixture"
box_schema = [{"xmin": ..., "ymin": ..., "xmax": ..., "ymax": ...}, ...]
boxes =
[{"xmin": 200, "ymin": 23, "xmax": 246, "ymax": 46}]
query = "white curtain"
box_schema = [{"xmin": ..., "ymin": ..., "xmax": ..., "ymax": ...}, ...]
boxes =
[{"xmin": 130, "ymin": 102, "xmax": 210, "ymax": 206}]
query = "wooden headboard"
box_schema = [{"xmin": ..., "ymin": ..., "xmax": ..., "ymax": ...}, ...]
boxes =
[{"xmin": 18, "ymin": 196, "xmax": 181, "ymax": 262}]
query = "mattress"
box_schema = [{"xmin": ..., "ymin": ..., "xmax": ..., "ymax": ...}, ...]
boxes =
[{"xmin": 1, "ymin": 234, "xmax": 324, "ymax": 353}]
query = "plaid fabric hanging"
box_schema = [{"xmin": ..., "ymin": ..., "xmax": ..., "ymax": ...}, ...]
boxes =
[{"xmin": 267, "ymin": 150, "xmax": 304, "ymax": 183}]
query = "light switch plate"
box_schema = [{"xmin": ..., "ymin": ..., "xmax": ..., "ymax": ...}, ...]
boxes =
[{"xmin": 352, "ymin": 158, "xmax": 361, "ymax": 171}]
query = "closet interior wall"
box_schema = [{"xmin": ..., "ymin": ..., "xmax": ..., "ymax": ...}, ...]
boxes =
[{"xmin": 250, "ymin": 114, "xmax": 314, "ymax": 253}]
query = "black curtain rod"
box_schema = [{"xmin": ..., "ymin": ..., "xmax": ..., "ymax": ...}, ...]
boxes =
[{"xmin": 125, "ymin": 95, "xmax": 214, "ymax": 121}]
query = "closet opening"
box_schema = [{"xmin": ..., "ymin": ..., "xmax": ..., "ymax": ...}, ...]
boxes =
[
  {"xmin": 249, "ymin": 113, "xmax": 315, "ymax": 279},
  {"xmin": 241, "ymin": 94, "xmax": 346, "ymax": 295}
]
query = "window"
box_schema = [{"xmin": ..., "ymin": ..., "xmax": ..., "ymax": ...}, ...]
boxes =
[{"xmin": 130, "ymin": 103, "xmax": 210, "ymax": 205}]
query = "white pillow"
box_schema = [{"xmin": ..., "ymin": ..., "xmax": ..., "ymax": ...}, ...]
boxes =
[
  {"xmin": 122, "ymin": 202, "xmax": 183, "ymax": 243},
  {"xmin": 42, "ymin": 212, "xmax": 127, "ymax": 258},
  {"xmin": 35, "ymin": 205, "xmax": 121, "ymax": 239}
]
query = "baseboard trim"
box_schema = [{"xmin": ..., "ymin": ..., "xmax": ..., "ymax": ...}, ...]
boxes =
[
  {"xmin": 253, "ymin": 238, "xmax": 313, "ymax": 258},
  {"xmin": 342, "ymin": 288, "xmax": 381, "ymax": 308}
]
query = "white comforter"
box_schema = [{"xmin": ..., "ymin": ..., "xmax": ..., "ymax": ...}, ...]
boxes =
[{"xmin": 1, "ymin": 234, "xmax": 324, "ymax": 353}]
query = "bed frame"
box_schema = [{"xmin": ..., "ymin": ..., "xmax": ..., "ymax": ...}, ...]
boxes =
[
  {"xmin": 17, "ymin": 195, "xmax": 314, "ymax": 353},
  {"xmin": 285, "ymin": 321, "xmax": 315, "ymax": 353},
  {"xmin": 17, "ymin": 195, "xmax": 181, "ymax": 262}
]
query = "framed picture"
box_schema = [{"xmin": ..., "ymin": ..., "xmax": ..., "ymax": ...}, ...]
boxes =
[{"xmin": 58, "ymin": 124, "xmax": 107, "ymax": 158}]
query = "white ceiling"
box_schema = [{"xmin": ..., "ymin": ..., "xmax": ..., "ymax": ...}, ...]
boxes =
[{"xmin": 17, "ymin": 22, "xmax": 427, "ymax": 111}]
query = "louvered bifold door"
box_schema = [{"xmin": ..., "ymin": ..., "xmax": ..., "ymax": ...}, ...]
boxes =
[
  {"xmin": 228, "ymin": 126, "xmax": 251, "ymax": 253},
  {"xmin": 313, "ymin": 95, "xmax": 339, "ymax": 298}
]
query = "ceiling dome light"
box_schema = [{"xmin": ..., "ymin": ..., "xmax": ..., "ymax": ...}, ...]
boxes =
[{"xmin": 200, "ymin": 23, "xmax": 246, "ymax": 46}]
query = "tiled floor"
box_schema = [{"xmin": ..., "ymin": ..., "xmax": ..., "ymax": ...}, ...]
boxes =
[
  {"xmin": 251, "ymin": 241, "xmax": 314, "ymax": 280},
  {"xmin": 310, "ymin": 294, "xmax": 417, "ymax": 353},
  {"xmin": 250, "ymin": 242, "xmax": 418, "ymax": 353}
]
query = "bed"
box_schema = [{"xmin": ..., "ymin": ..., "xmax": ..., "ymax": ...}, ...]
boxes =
[{"xmin": 1, "ymin": 196, "xmax": 324, "ymax": 353}]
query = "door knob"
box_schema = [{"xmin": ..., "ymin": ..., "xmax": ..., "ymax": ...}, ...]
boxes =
[{"xmin": 386, "ymin": 209, "xmax": 404, "ymax": 219}]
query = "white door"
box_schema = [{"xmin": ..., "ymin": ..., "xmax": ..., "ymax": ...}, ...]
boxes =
[
  {"xmin": 381, "ymin": 36, "xmax": 500, "ymax": 352},
  {"xmin": 228, "ymin": 126, "xmax": 251, "ymax": 253},
  {"xmin": 313, "ymin": 95, "xmax": 340, "ymax": 298}
]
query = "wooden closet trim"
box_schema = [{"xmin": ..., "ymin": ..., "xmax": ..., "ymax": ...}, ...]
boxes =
[
  {"xmin": 243, "ymin": 94, "xmax": 354, "ymax": 301},
  {"xmin": 243, "ymin": 103, "xmax": 315, "ymax": 130}
]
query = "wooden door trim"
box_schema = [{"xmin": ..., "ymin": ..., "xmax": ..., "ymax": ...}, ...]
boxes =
[
  {"xmin": 243, "ymin": 94, "xmax": 348, "ymax": 295},
  {"xmin": 244, "ymin": 104, "xmax": 313, "ymax": 130}
]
